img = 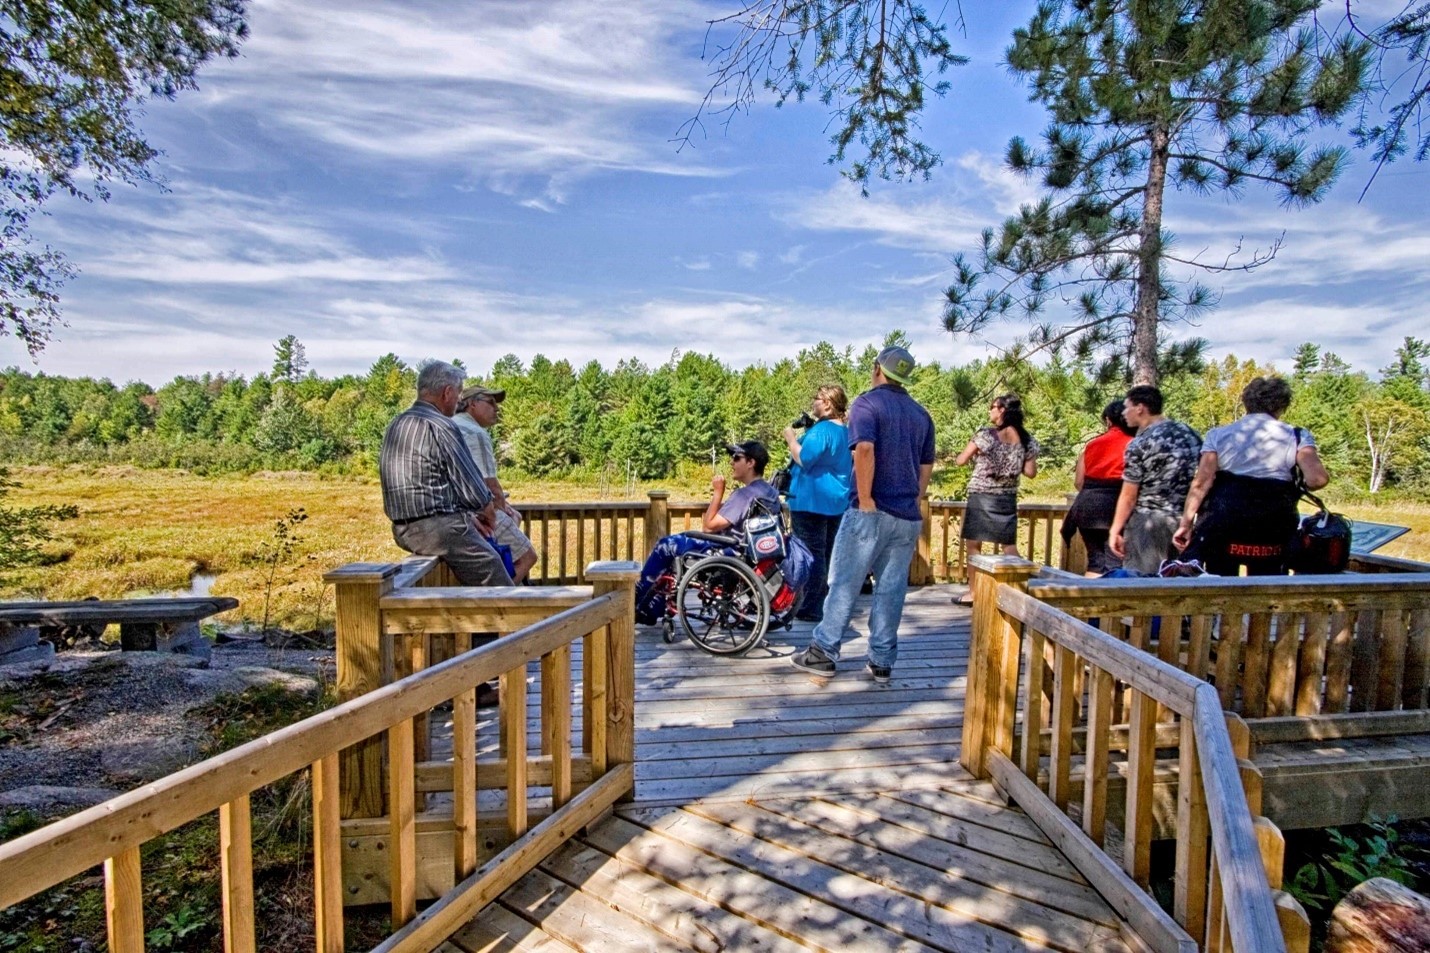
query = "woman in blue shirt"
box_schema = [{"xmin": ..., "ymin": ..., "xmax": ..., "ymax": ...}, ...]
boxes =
[{"xmin": 782, "ymin": 384, "xmax": 853, "ymax": 622}]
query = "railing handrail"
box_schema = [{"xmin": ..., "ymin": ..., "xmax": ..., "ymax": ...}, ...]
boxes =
[
  {"xmin": 989, "ymin": 573, "xmax": 1289, "ymax": 952},
  {"xmin": 996, "ymin": 586, "xmax": 1205, "ymax": 715},
  {"xmin": 0, "ymin": 593, "xmax": 622, "ymax": 910},
  {"xmin": 1027, "ymin": 571, "xmax": 1430, "ymax": 606},
  {"xmin": 1192, "ymin": 683, "xmax": 1287, "ymax": 952}
]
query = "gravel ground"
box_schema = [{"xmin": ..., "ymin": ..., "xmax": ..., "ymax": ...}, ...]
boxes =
[{"xmin": 0, "ymin": 640, "xmax": 333, "ymax": 823}]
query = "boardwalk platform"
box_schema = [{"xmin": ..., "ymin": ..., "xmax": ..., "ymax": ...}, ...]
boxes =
[{"xmin": 448, "ymin": 586, "xmax": 1137, "ymax": 952}]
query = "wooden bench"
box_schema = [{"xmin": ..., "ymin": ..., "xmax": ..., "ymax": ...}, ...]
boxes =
[{"xmin": 0, "ymin": 596, "xmax": 239, "ymax": 663}]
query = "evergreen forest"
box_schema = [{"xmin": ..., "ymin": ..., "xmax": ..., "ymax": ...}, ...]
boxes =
[{"xmin": 3, "ymin": 334, "xmax": 1429, "ymax": 500}]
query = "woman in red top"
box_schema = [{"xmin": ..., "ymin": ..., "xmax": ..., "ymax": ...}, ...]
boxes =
[{"xmin": 1062, "ymin": 401, "xmax": 1136, "ymax": 575}]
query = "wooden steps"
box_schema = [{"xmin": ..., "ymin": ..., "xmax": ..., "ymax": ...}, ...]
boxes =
[
  {"xmin": 447, "ymin": 784, "xmax": 1133, "ymax": 953},
  {"xmin": 444, "ymin": 587, "xmax": 1135, "ymax": 952}
]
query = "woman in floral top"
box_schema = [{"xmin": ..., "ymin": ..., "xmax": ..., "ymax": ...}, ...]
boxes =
[{"xmin": 954, "ymin": 394, "xmax": 1040, "ymax": 601}]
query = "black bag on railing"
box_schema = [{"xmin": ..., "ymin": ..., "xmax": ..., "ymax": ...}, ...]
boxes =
[{"xmin": 1288, "ymin": 489, "xmax": 1352, "ymax": 574}]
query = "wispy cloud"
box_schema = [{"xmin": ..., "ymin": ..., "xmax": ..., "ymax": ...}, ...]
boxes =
[{"xmin": 197, "ymin": 0, "xmax": 730, "ymax": 206}]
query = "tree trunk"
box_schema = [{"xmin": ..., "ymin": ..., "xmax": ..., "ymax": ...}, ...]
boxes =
[
  {"xmin": 1326, "ymin": 877, "xmax": 1430, "ymax": 953},
  {"xmin": 1132, "ymin": 123, "xmax": 1169, "ymax": 387}
]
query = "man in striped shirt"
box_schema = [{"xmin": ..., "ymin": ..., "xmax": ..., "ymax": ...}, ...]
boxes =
[{"xmin": 379, "ymin": 360, "xmax": 514, "ymax": 586}]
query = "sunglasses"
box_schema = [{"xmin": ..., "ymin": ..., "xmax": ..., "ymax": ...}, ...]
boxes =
[{"xmin": 730, "ymin": 454, "xmax": 747, "ymax": 462}]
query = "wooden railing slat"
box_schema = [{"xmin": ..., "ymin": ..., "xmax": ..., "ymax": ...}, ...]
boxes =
[
  {"xmin": 219, "ymin": 794, "xmax": 256, "ymax": 953},
  {"xmin": 1175, "ymin": 716, "xmax": 1210, "ymax": 940},
  {"xmin": 104, "ymin": 847, "xmax": 145, "ymax": 953},
  {"xmin": 312, "ymin": 753, "xmax": 344, "ymax": 953},
  {"xmin": 1019, "ymin": 629, "xmax": 1047, "ymax": 782},
  {"xmin": 452, "ymin": 633, "xmax": 479, "ymax": 880},
  {"xmin": 1124, "ymin": 691, "xmax": 1157, "ymax": 887},
  {"xmin": 388, "ymin": 716, "xmax": 417, "ymax": 927},
  {"xmin": 1377, "ymin": 608, "xmax": 1409, "ymax": 711},
  {"xmin": 1267, "ymin": 614, "xmax": 1300, "ymax": 717},
  {"xmin": 543, "ymin": 645, "xmax": 573, "ymax": 809},
  {"xmin": 1407, "ymin": 608, "xmax": 1430, "ymax": 711},
  {"xmin": 1324, "ymin": 611, "xmax": 1355, "ymax": 713},
  {"xmin": 502, "ymin": 667, "xmax": 529, "ymax": 838},
  {"xmin": 1048, "ymin": 645, "xmax": 1077, "ymax": 811},
  {"xmin": 1295, "ymin": 614, "xmax": 1330, "ymax": 716},
  {"xmin": 1082, "ymin": 665, "xmax": 1113, "ymax": 846}
]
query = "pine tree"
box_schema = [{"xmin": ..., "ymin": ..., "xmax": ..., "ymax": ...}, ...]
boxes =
[{"xmin": 941, "ymin": 0, "xmax": 1369, "ymax": 385}]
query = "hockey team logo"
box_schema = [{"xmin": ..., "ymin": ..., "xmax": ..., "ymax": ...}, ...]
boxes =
[{"xmin": 754, "ymin": 535, "xmax": 780, "ymax": 555}]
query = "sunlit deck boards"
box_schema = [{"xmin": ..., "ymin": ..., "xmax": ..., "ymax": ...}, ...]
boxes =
[
  {"xmin": 632, "ymin": 584, "xmax": 973, "ymax": 804},
  {"xmin": 446, "ymin": 586, "xmax": 1136, "ymax": 952},
  {"xmin": 446, "ymin": 782, "xmax": 1130, "ymax": 952}
]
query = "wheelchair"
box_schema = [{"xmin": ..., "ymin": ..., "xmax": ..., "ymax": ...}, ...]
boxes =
[{"xmin": 653, "ymin": 518, "xmax": 802, "ymax": 657}]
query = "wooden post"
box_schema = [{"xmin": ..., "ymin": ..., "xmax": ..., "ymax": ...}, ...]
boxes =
[
  {"xmin": 325, "ymin": 562, "xmax": 400, "ymax": 819},
  {"xmin": 909, "ymin": 494, "xmax": 933, "ymax": 585},
  {"xmin": 645, "ymin": 491, "xmax": 669, "ymax": 559},
  {"xmin": 587, "ymin": 560, "xmax": 640, "ymax": 803},
  {"xmin": 104, "ymin": 847, "xmax": 144, "ymax": 953},
  {"xmin": 960, "ymin": 555, "xmax": 1037, "ymax": 779}
]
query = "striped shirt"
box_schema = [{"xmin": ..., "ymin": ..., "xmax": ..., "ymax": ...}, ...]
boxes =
[{"xmin": 380, "ymin": 400, "xmax": 492, "ymax": 522}]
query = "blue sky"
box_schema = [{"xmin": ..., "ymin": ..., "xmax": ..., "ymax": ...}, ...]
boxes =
[{"xmin": 4, "ymin": 0, "xmax": 1427, "ymax": 384}]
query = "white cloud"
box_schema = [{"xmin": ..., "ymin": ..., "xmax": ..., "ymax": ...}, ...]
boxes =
[
  {"xmin": 735, "ymin": 250, "xmax": 760, "ymax": 270},
  {"xmin": 196, "ymin": 0, "xmax": 731, "ymax": 206}
]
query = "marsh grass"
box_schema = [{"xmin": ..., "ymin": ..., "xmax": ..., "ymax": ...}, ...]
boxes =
[
  {"xmin": 0, "ymin": 465, "xmax": 715, "ymax": 632},
  {"xmin": 3, "ymin": 465, "xmax": 1427, "ymax": 633}
]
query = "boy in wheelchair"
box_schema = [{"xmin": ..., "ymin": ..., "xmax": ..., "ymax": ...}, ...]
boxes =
[{"xmin": 635, "ymin": 441, "xmax": 809, "ymax": 632}]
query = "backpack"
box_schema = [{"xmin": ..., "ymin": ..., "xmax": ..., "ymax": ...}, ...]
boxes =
[{"xmin": 1288, "ymin": 490, "xmax": 1352, "ymax": 574}]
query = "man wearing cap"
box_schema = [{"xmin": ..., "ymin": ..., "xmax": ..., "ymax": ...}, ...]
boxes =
[
  {"xmin": 792, "ymin": 345, "xmax": 934, "ymax": 685},
  {"xmin": 632, "ymin": 440, "xmax": 779, "ymax": 625},
  {"xmin": 704, "ymin": 440, "xmax": 780, "ymax": 534},
  {"xmin": 379, "ymin": 360, "xmax": 513, "ymax": 586},
  {"xmin": 453, "ymin": 383, "xmax": 539, "ymax": 582}
]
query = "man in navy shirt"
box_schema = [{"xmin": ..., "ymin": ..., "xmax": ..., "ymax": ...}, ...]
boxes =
[{"xmin": 793, "ymin": 346, "xmax": 934, "ymax": 684}]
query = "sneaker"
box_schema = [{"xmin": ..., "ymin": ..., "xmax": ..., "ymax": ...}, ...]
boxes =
[
  {"xmin": 866, "ymin": 662, "xmax": 891, "ymax": 685},
  {"xmin": 791, "ymin": 644, "xmax": 836, "ymax": 678}
]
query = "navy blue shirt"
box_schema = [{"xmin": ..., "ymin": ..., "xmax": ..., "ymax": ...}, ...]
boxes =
[{"xmin": 847, "ymin": 384, "xmax": 935, "ymax": 521}]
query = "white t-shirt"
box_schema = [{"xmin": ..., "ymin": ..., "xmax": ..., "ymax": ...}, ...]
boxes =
[
  {"xmin": 1201, "ymin": 413, "xmax": 1315, "ymax": 482},
  {"xmin": 451, "ymin": 412, "xmax": 498, "ymax": 478}
]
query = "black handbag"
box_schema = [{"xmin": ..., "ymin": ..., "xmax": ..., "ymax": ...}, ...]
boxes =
[
  {"xmin": 770, "ymin": 465, "xmax": 793, "ymax": 496},
  {"xmin": 1288, "ymin": 489, "xmax": 1352, "ymax": 574}
]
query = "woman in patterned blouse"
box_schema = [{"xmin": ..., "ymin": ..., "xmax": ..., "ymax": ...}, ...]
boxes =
[{"xmin": 954, "ymin": 395, "xmax": 1040, "ymax": 602}]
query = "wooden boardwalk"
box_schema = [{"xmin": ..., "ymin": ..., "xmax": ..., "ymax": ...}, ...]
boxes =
[{"xmin": 445, "ymin": 586, "xmax": 1137, "ymax": 952}]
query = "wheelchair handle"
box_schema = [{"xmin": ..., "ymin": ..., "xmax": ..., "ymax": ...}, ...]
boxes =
[{"xmin": 682, "ymin": 531, "xmax": 739, "ymax": 547}]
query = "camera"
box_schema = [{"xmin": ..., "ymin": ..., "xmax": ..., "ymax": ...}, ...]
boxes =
[{"xmin": 791, "ymin": 411, "xmax": 816, "ymax": 430}]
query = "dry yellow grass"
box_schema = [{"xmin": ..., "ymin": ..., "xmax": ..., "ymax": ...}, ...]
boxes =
[
  {"xmin": 1, "ymin": 465, "xmax": 706, "ymax": 632},
  {"xmin": 4, "ymin": 465, "xmax": 1427, "ymax": 633}
]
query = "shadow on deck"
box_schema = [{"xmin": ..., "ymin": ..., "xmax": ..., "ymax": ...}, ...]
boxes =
[{"xmin": 448, "ymin": 586, "xmax": 1137, "ymax": 952}]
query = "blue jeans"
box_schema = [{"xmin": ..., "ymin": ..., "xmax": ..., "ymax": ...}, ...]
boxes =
[{"xmin": 810, "ymin": 508, "xmax": 921, "ymax": 669}]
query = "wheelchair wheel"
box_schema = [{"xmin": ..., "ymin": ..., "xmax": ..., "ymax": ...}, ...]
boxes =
[{"xmin": 676, "ymin": 555, "xmax": 768, "ymax": 656}]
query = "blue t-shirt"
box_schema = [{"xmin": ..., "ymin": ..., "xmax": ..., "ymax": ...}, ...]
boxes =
[
  {"xmin": 718, "ymin": 479, "xmax": 780, "ymax": 533},
  {"xmin": 846, "ymin": 384, "xmax": 935, "ymax": 521},
  {"xmin": 789, "ymin": 419, "xmax": 853, "ymax": 516}
]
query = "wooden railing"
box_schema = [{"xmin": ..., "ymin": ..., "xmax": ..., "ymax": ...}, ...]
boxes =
[
  {"xmin": 1025, "ymin": 574, "xmax": 1430, "ymax": 719},
  {"xmin": 0, "ymin": 560, "xmax": 640, "ymax": 953},
  {"xmin": 517, "ymin": 491, "xmax": 1076, "ymax": 585},
  {"xmin": 962, "ymin": 556, "xmax": 1306, "ymax": 953}
]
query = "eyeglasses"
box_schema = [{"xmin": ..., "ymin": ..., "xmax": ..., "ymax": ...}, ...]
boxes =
[
  {"xmin": 730, "ymin": 454, "xmax": 747, "ymax": 462},
  {"xmin": 475, "ymin": 396, "xmax": 498, "ymax": 406}
]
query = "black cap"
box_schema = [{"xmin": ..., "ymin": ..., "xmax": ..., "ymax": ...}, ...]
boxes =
[{"xmin": 726, "ymin": 440, "xmax": 770, "ymax": 472}]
